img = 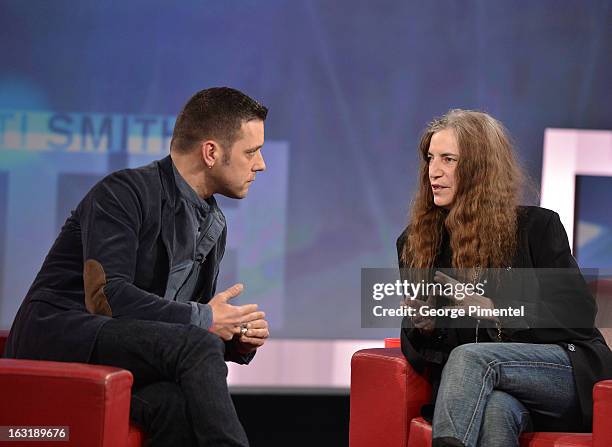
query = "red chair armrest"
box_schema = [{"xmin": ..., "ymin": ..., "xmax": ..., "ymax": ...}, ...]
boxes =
[
  {"xmin": 350, "ymin": 348, "xmax": 432, "ymax": 447},
  {"xmin": 593, "ymin": 379, "xmax": 612, "ymax": 447},
  {"xmin": 0, "ymin": 358, "xmax": 133, "ymax": 447}
]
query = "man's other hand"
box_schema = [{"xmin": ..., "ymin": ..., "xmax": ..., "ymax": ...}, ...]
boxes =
[
  {"xmin": 208, "ymin": 284, "xmax": 263, "ymax": 341},
  {"xmin": 233, "ymin": 317, "xmax": 270, "ymax": 354}
]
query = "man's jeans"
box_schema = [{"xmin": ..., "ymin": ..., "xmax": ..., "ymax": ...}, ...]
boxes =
[
  {"xmin": 432, "ymin": 343, "xmax": 581, "ymax": 447},
  {"xmin": 90, "ymin": 318, "xmax": 249, "ymax": 447}
]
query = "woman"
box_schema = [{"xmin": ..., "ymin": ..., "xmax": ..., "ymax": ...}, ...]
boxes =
[{"xmin": 397, "ymin": 109, "xmax": 612, "ymax": 447}]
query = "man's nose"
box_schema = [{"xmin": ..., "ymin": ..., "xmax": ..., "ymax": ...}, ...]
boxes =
[{"xmin": 255, "ymin": 151, "xmax": 266, "ymax": 172}]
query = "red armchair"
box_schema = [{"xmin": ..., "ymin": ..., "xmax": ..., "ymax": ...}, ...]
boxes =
[
  {"xmin": 349, "ymin": 338, "xmax": 612, "ymax": 447},
  {"xmin": 0, "ymin": 330, "xmax": 146, "ymax": 446}
]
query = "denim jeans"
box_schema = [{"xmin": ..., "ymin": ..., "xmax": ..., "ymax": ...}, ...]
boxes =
[
  {"xmin": 90, "ymin": 318, "xmax": 249, "ymax": 447},
  {"xmin": 432, "ymin": 343, "xmax": 581, "ymax": 447}
]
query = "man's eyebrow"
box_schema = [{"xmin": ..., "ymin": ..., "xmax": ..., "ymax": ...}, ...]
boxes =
[{"xmin": 247, "ymin": 145, "xmax": 263, "ymax": 151}]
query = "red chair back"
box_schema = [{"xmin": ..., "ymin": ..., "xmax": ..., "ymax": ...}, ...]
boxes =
[
  {"xmin": 384, "ymin": 337, "xmax": 401, "ymax": 348},
  {"xmin": 0, "ymin": 330, "xmax": 9, "ymax": 356}
]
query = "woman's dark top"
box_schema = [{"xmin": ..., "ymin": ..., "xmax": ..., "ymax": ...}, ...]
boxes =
[{"xmin": 398, "ymin": 206, "xmax": 612, "ymax": 431}]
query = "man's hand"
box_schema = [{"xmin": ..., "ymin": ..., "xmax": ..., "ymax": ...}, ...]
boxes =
[
  {"xmin": 233, "ymin": 317, "xmax": 270, "ymax": 355},
  {"xmin": 208, "ymin": 284, "xmax": 264, "ymax": 341}
]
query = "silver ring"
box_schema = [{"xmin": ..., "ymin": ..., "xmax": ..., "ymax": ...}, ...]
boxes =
[{"xmin": 240, "ymin": 324, "xmax": 248, "ymax": 336}]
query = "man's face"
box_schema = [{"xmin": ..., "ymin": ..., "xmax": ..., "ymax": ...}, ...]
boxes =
[
  {"xmin": 214, "ymin": 119, "xmax": 266, "ymax": 199},
  {"xmin": 428, "ymin": 128, "xmax": 459, "ymax": 209}
]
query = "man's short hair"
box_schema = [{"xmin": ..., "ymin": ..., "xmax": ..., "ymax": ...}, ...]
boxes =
[{"xmin": 170, "ymin": 87, "xmax": 268, "ymax": 153}]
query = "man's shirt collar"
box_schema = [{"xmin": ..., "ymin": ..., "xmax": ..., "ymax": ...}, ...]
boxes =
[{"xmin": 171, "ymin": 161, "xmax": 213, "ymax": 212}]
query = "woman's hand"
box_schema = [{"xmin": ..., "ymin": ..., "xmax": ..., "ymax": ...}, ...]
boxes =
[
  {"xmin": 434, "ymin": 270, "xmax": 498, "ymax": 321},
  {"xmin": 404, "ymin": 294, "xmax": 437, "ymax": 334}
]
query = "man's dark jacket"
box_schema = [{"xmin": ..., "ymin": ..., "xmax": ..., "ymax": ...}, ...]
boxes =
[
  {"xmin": 5, "ymin": 155, "xmax": 243, "ymax": 363},
  {"xmin": 398, "ymin": 206, "xmax": 612, "ymax": 431}
]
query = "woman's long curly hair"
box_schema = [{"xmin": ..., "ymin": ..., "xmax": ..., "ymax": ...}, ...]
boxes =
[{"xmin": 401, "ymin": 109, "xmax": 523, "ymax": 269}]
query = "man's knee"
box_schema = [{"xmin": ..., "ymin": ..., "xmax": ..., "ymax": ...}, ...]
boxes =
[{"xmin": 184, "ymin": 325, "xmax": 226, "ymax": 358}]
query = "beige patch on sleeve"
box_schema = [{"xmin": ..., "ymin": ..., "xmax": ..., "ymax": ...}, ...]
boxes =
[{"xmin": 83, "ymin": 259, "xmax": 112, "ymax": 316}]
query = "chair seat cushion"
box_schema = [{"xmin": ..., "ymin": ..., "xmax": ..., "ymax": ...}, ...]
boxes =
[{"xmin": 407, "ymin": 417, "xmax": 592, "ymax": 447}]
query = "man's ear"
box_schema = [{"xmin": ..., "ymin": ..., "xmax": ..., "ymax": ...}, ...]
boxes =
[{"xmin": 201, "ymin": 140, "xmax": 218, "ymax": 168}]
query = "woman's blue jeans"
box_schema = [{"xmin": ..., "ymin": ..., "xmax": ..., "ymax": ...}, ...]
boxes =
[{"xmin": 432, "ymin": 342, "xmax": 582, "ymax": 447}]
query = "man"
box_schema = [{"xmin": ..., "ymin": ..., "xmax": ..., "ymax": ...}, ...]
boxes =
[{"xmin": 4, "ymin": 87, "xmax": 270, "ymax": 446}]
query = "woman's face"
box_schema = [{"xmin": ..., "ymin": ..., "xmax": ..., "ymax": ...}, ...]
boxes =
[{"xmin": 428, "ymin": 128, "xmax": 459, "ymax": 209}]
